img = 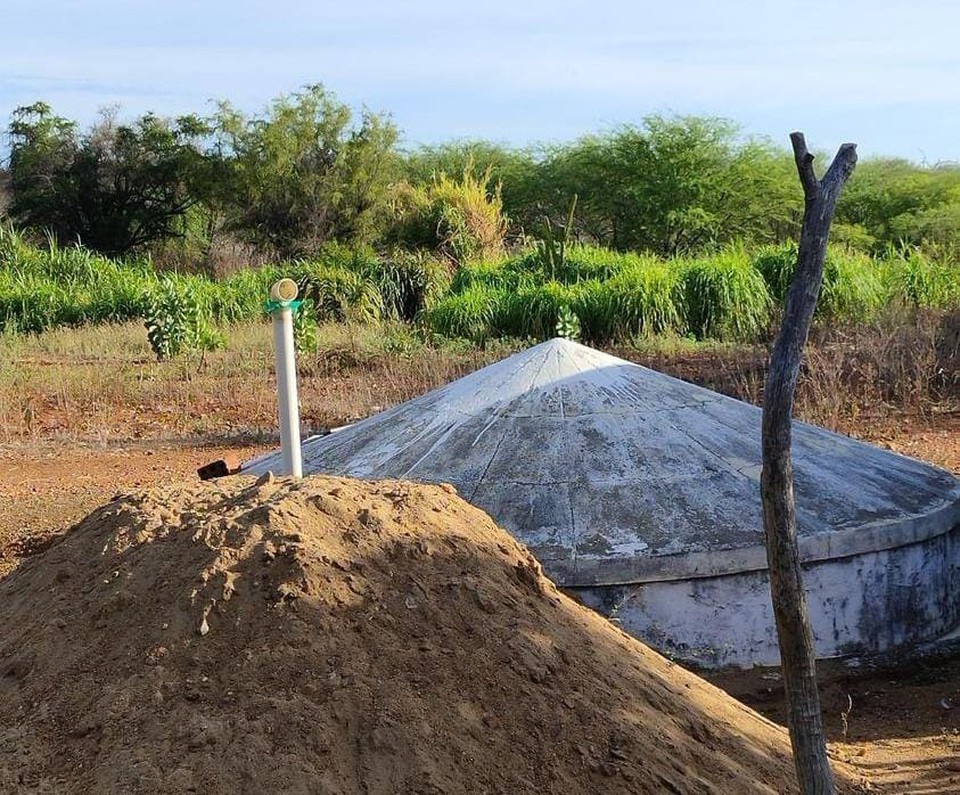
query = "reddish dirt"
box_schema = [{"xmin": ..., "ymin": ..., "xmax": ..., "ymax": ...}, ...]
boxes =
[
  {"xmin": 709, "ymin": 652, "xmax": 960, "ymax": 793},
  {"xmin": 0, "ymin": 475, "xmax": 869, "ymax": 793},
  {"xmin": 864, "ymin": 413, "xmax": 960, "ymax": 476}
]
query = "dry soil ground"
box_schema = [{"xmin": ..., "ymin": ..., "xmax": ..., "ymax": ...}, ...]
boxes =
[{"xmin": 1, "ymin": 417, "xmax": 959, "ymax": 792}]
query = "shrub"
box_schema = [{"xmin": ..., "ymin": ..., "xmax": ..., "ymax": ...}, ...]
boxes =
[{"xmin": 390, "ymin": 165, "xmax": 507, "ymax": 264}]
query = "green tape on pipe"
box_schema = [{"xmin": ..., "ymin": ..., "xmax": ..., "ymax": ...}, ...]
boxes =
[{"xmin": 265, "ymin": 299, "xmax": 303, "ymax": 315}]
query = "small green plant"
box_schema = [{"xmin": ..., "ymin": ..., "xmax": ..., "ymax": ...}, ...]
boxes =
[
  {"xmin": 555, "ymin": 304, "xmax": 581, "ymax": 341},
  {"xmin": 144, "ymin": 278, "xmax": 224, "ymax": 361},
  {"xmin": 145, "ymin": 280, "xmax": 191, "ymax": 360},
  {"xmin": 292, "ymin": 298, "xmax": 319, "ymax": 353}
]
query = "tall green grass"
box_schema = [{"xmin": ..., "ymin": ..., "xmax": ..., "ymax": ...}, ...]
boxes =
[
  {"xmin": 677, "ymin": 249, "xmax": 773, "ymax": 341},
  {"xmin": 2, "ymin": 224, "xmax": 959, "ymax": 349},
  {"xmin": 882, "ymin": 248, "xmax": 960, "ymax": 309},
  {"xmin": 0, "ymin": 228, "xmax": 451, "ymax": 338},
  {"xmin": 498, "ymin": 282, "xmax": 581, "ymax": 339},
  {"xmin": 753, "ymin": 243, "xmax": 886, "ymax": 322},
  {"xmin": 424, "ymin": 286, "xmax": 506, "ymax": 343}
]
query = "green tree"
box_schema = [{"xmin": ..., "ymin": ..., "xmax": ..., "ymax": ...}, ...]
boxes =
[
  {"xmin": 8, "ymin": 103, "xmax": 212, "ymax": 255},
  {"xmin": 837, "ymin": 158, "xmax": 960, "ymax": 253},
  {"xmin": 7, "ymin": 103, "xmax": 77, "ymax": 235},
  {"xmin": 536, "ymin": 116, "xmax": 799, "ymax": 255},
  {"xmin": 214, "ymin": 85, "xmax": 400, "ymax": 259}
]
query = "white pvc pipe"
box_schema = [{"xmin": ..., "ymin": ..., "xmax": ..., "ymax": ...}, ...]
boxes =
[{"xmin": 272, "ymin": 304, "xmax": 303, "ymax": 479}]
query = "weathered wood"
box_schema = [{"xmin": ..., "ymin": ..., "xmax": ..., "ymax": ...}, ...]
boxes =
[{"xmin": 761, "ymin": 132, "xmax": 857, "ymax": 795}]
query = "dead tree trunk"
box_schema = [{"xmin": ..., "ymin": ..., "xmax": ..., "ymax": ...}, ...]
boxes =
[{"xmin": 761, "ymin": 133, "xmax": 857, "ymax": 795}]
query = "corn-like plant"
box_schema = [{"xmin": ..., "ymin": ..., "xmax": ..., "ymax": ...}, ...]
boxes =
[
  {"xmin": 555, "ymin": 244, "xmax": 636, "ymax": 283},
  {"xmin": 752, "ymin": 243, "xmax": 797, "ymax": 305},
  {"xmin": 451, "ymin": 259, "xmax": 536, "ymax": 293},
  {"xmin": 292, "ymin": 297, "xmax": 319, "ymax": 353},
  {"xmin": 144, "ymin": 278, "xmax": 224, "ymax": 361}
]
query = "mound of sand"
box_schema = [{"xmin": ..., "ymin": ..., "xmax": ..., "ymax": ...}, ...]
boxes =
[{"xmin": 0, "ymin": 475, "xmax": 862, "ymax": 793}]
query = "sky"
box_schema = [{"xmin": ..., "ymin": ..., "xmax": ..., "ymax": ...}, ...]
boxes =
[{"xmin": 2, "ymin": 0, "xmax": 959, "ymax": 162}]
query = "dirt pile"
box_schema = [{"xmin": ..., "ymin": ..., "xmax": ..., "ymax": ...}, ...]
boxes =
[{"xmin": 0, "ymin": 475, "xmax": 862, "ymax": 793}]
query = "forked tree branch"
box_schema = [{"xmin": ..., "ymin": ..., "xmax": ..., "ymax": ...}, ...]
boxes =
[{"xmin": 761, "ymin": 133, "xmax": 857, "ymax": 795}]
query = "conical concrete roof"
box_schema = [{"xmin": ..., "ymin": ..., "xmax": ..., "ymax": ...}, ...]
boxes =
[{"xmin": 245, "ymin": 339, "xmax": 960, "ymax": 587}]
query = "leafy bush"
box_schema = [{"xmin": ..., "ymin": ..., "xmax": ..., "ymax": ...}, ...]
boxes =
[
  {"xmin": 216, "ymin": 85, "xmax": 399, "ymax": 258},
  {"xmin": 390, "ymin": 165, "xmax": 507, "ymax": 264},
  {"xmin": 144, "ymin": 277, "xmax": 224, "ymax": 361},
  {"xmin": 555, "ymin": 304, "xmax": 581, "ymax": 341}
]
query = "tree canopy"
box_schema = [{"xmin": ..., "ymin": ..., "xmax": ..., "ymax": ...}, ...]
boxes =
[
  {"xmin": 214, "ymin": 85, "xmax": 400, "ymax": 259},
  {"xmin": 8, "ymin": 103, "xmax": 211, "ymax": 255},
  {"xmin": 5, "ymin": 89, "xmax": 960, "ymax": 265}
]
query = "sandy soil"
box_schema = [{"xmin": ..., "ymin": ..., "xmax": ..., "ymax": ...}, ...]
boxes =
[{"xmin": 0, "ymin": 475, "xmax": 868, "ymax": 793}]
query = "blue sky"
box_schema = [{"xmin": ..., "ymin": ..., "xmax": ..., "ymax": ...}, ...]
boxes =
[{"xmin": 2, "ymin": 0, "xmax": 959, "ymax": 162}]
